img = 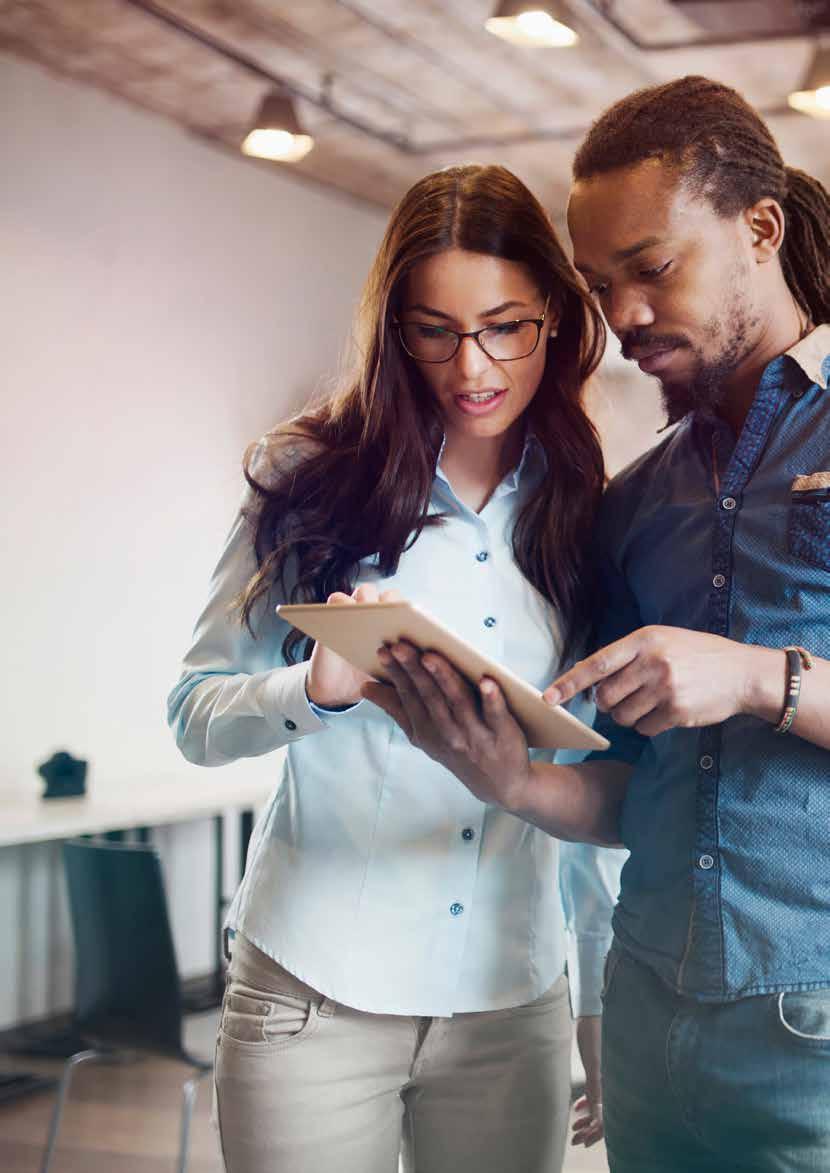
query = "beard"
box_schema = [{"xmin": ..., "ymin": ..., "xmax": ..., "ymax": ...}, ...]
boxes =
[
  {"xmin": 658, "ymin": 299, "xmax": 756, "ymax": 425},
  {"xmin": 621, "ymin": 267, "xmax": 760, "ymax": 426}
]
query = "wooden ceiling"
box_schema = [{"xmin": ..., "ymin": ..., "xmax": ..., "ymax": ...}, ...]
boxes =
[{"xmin": 1, "ymin": 0, "xmax": 827, "ymax": 215}]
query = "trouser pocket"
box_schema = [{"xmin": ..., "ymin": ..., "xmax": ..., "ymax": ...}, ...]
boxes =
[{"xmin": 777, "ymin": 989, "xmax": 830, "ymax": 1046}]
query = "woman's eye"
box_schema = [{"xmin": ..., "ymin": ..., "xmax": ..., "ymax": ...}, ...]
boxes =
[
  {"xmin": 415, "ymin": 324, "xmax": 447, "ymax": 339},
  {"xmin": 489, "ymin": 322, "xmax": 521, "ymax": 336},
  {"xmin": 641, "ymin": 260, "xmax": 673, "ymax": 279}
]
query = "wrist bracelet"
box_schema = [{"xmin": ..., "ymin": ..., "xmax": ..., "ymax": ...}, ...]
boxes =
[
  {"xmin": 774, "ymin": 646, "xmax": 812, "ymax": 734},
  {"xmin": 785, "ymin": 645, "xmax": 814, "ymax": 671}
]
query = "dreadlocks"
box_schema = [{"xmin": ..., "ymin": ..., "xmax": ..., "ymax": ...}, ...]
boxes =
[{"xmin": 573, "ymin": 76, "xmax": 829, "ymax": 327}]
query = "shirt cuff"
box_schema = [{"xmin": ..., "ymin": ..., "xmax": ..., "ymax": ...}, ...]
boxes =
[
  {"xmin": 256, "ymin": 662, "xmax": 329, "ymax": 740},
  {"xmin": 308, "ymin": 697, "xmax": 365, "ymax": 719},
  {"xmin": 567, "ymin": 931, "xmax": 614, "ymax": 1018}
]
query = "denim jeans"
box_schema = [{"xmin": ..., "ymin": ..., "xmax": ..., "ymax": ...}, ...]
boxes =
[{"xmin": 602, "ymin": 943, "xmax": 830, "ymax": 1172}]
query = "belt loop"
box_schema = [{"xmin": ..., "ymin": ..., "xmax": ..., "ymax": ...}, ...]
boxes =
[{"xmin": 317, "ymin": 997, "xmax": 336, "ymax": 1018}]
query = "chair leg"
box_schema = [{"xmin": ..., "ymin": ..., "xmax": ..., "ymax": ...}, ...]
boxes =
[
  {"xmin": 176, "ymin": 1066, "xmax": 212, "ymax": 1173},
  {"xmin": 40, "ymin": 1049, "xmax": 107, "ymax": 1173}
]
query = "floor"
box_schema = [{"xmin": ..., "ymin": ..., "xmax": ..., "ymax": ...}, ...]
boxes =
[{"xmin": 0, "ymin": 1011, "xmax": 609, "ymax": 1171}]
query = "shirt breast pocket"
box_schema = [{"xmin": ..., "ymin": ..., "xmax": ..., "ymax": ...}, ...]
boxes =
[{"xmin": 788, "ymin": 475, "xmax": 830, "ymax": 571}]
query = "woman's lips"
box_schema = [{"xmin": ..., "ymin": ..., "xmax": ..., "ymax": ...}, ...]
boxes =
[{"xmin": 455, "ymin": 388, "xmax": 508, "ymax": 416}]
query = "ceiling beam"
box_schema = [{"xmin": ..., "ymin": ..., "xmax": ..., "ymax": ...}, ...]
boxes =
[{"xmin": 120, "ymin": 0, "xmax": 814, "ymax": 159}]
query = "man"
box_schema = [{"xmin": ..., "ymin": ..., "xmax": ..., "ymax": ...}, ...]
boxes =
[{"xmin": 365, "ymin": 77, "xmax": 830, "ymax": 1171}]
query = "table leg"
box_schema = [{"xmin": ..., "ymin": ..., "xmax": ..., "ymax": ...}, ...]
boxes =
[
  {"xmin": 181, "ymin": 813, "xmax": 225, "ymax": 1012},
  {"xmin": 214, "ymin": 813, "xmax": 224, "ymax": 995},
  {"xmin": 240, "ymin": 809, "xmax": 253, "ymax": 877}
]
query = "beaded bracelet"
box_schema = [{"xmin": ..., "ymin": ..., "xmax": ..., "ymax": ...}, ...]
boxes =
[
  {"xmin": 786, "ymin": 645, "xmax": 815, "ymax": 671},
  {"xmin": 773, "ymin": 646, "xmax": 814, "ymax": 735}
]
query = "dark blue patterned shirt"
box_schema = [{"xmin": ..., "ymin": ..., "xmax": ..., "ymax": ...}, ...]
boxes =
[{"xmin": 592, "ymin": 326, "xmax": 830, "ymax": 1001}]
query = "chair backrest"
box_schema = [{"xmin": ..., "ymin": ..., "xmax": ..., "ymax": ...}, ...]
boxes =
[{"xmin": 63, "ymin": 838, "xmax": 184, "ymax": 1057}]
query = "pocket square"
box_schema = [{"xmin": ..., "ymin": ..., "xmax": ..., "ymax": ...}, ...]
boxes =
[{"xmin": 792, "ymin": 472, "xmax": 830, "ymax": 492}]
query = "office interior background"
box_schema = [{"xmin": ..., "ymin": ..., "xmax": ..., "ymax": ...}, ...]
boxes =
[{"xmin": 1, "ymin": 1, "xmax": 829, "ymax": 1169}]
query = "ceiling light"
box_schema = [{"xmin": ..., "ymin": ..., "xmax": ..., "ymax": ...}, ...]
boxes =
[
  {"xmin": 241, "ymin": 90, "xmax": 314, "ymax": 162},
  {"xmin": 788, "ymin": 45, "xmax": 830, "ymax": 119},
  {"xmin": 485, "ymin": 1, "xmax": 578, "ymax": 48}
]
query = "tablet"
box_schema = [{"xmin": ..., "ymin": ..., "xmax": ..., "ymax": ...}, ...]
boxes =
[{"xmin": 276, "ymin": 600, "xmax": 609, "ymax": 752}]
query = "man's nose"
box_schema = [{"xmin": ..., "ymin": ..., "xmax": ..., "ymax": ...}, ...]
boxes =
[{"xmin": 604, "ymin": 288, "xmax": 655, "ymax": 337}]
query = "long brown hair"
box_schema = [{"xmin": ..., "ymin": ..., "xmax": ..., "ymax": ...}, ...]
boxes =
[
  {"xmin": 239, "ymin": 164, "xmax": 606, "ymax": 664},
  {"xmin": 573, "ymin": 76, "xmax": 830, "ymax": 326}
]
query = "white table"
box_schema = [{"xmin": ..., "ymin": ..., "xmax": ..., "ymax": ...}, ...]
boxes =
[
  {"xmin": 0, "ymin": 773, "xmax": 274, "ymax": 967},
  {"xmin": 0, "ymin": 772, "xmax": 273, "ymax": 849},
  {"xmin": 0, "ymin": 773, "xmax": 275, "ymax": 1100}
]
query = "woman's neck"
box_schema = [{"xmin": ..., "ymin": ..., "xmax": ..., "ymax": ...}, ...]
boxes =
[{"xmin": 439, "ymin": 422, "xmax": 525, "ymax": 513}]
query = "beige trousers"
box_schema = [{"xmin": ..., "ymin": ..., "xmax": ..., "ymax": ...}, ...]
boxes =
[{"xmin": 214, "ymin": 934, "xmax": 573, "ymax": 1173}]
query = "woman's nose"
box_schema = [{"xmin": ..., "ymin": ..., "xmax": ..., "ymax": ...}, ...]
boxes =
[{"xmin": 455, "ymin": 335, "xmax": 493, "ymax": 380}]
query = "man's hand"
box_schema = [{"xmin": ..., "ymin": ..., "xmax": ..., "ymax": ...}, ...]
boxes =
[
  {"xmin": 544, "ymin": 626, "xmax": 768, "ymax": 737},
  {"xmin": 363, "ymin": 641, "xmax": 631, "ymax": 845},
  {"xmin": 362, "ymin": 643, "xmax": 534, "ymax": 811},
  {"xmin": 572, "ymin": 1015, "xmax": 604, "ymax": 1148}
]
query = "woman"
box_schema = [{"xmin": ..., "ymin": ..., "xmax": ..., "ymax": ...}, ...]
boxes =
[{"xmin": 167, "ymin": 164, "xmax": 623, "ymax": 1173}]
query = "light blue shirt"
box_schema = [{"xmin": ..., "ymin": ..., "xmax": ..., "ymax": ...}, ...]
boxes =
[{"xmin": 168, "ymin": 433, "xmax": 625, "ymax": 1016}]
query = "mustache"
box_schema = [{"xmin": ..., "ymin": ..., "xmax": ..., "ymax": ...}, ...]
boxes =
[{"xmin": 620, "ymin": 331, "xmax": 689, "ymax": 360}]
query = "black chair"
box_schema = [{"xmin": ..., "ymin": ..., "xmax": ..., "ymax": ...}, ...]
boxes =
[{"xmin": 40, "ymin": 839, "xmax": 213, "ymax": 1173}]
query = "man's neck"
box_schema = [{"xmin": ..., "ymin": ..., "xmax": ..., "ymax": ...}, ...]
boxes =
[{"xmin": 718, "ymin": 295, "xmax": 810, "ymax": 434}]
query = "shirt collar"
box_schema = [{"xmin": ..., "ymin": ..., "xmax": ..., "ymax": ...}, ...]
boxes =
[
  {"xmin": 784, "ymin": 324, "xmax": 830, "ymax": 390},
  {"xmin": 514, "ymin": 431, "xmax": 546, "ymax": 481},
  {"xmin": 693, "ymin": 323, "xmax": 830, "ymax": 443}
]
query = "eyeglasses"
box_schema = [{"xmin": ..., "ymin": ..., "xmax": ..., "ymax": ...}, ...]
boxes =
[{"xmin": 394, "ymin": 295, "xmax": 550, "ymax": 364}]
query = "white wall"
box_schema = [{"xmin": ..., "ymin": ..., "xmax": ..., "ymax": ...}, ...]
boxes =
[
  {"xmin": 0, "ymin": 53, "xmax": 385, "ymax": 1028},
  {"xmin": 590, "ymin": 347, "xmax": 666, "ymax": 479}
]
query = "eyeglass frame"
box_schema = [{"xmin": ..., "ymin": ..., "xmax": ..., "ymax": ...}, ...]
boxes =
[{"xmin": 393, "ymin": 294, "xmax": 552, "ymax": 364}]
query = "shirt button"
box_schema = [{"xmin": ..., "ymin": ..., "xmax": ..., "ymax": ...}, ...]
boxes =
[
  {"xmin": 284, "ymin": 719, "xmax": 297, "ymax": 731},
  {"xmin": 450, "ymin": 902, "xmax": 464, "ymax": 916},
  {"xmin": 712, "ymin": 574, "xmax": 726, "ymax": 589},
  {"xmin": 699, "ymin": 854, "xmax": 715, "ymax": 870},
  {"xmin": 699, "ymin": 755, "xmax": 714, "ymax": 770},
  {"xmin": 476, "ymin": 551, "xmax": 489, "ymax": 563},
  {"xmin": 461, "ymin": 828, "xmax": 475, "ymax": 841},
  {"xmin": 721, "ymin": 497, "xmax": 737, "ymax": 511},
  {"xmin": 483, "ymin": 616, "xmax": 497, "ymax": 628}
]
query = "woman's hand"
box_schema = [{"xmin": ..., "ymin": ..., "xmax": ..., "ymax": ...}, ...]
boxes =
[
  {"xmin": 362, "ymin": 643, "xmax": 534, "ymax": 810},
  {"xmin": 305, "ymin": 585, "xmax": 402, "ymax": 709},
  {"xmin": 572, "ymin": 1015, "xmax": 604, "ymax": 1148}
]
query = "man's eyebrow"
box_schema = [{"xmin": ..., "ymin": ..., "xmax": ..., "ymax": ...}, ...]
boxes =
[
  {"xmin": 614, "ymin": 235, "xmax": 664, "ymax": 261},
  {"xmin": 574, "ymin": 236, "xmax": 666, "ymax": 275}
]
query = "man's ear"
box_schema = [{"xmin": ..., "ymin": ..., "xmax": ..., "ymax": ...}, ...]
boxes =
[{"xmin": 745, "ymin": 197, "xmax": 785, "ymax": 262}]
